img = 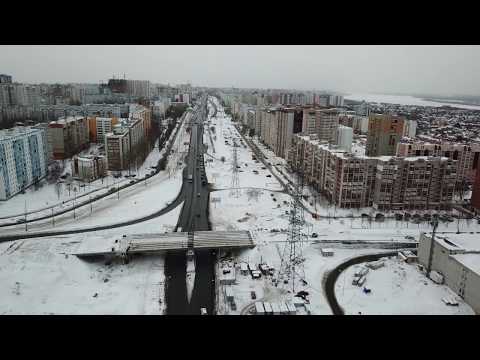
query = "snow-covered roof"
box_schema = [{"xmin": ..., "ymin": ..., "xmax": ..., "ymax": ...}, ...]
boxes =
[
  {"xmin": 428, "ymin": 233, "xmax": 480, "ymax": 252},
  {"xmin": 451, "ymin": 253, "xmax": 480, "ymax": 275}
]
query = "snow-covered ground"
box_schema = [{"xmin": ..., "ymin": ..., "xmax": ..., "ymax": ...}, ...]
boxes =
[
  {"xmin": 335, "ymin": 256, "xmax": 474, "ymax": 315},
  {"xmin": 0, "ymin": 117, "xmax": 190, "ymax": 314},
  {"xmin": 0, "ymin": 203, "xmax": 183, "ymax": 314},
  {"xmin": 1, "ymin": 120, "xmax": 189, "ymax": 235}
]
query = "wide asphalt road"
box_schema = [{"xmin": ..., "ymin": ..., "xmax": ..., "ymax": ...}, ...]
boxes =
[{"xmin": 165, "ymin": 96, "xmax": 216, "ymax": 315}]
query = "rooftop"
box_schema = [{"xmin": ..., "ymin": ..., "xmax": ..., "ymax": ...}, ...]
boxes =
[
  {"xmin": 0, "ymin": 126, "xmax": 43, "ymax": 140},
  {"xmin": 451, "ymin": 253, "xmax": 480, "ymax": 275},
  {"xmin": 425, "ymin": 233, "xmax": 480, "ymax": 252}
]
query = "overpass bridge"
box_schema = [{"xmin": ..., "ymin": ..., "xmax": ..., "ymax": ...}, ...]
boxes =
[{"xmin": 73, "ymin": 230, "xmax": 255, "ymax": 260}]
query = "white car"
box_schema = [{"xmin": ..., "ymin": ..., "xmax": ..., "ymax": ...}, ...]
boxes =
[{"xmin": 200, "ymin": 308, "xmax": 207, "ymax": 315}]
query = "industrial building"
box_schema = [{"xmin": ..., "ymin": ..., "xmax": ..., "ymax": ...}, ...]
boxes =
[
  {"xmin": 0, "ymin": 127, "xmax": 48, "ymax": 200},
  {"xmin": 418, "ymin": 232, "xmax": 480, "ymax": 314}
]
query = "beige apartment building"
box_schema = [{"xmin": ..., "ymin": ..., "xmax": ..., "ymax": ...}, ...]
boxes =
[
  {"xmin": 48, "ymin": 116, "xmax": 89, "ymax": 160},
  {"xmin": 288, "ymin": 134, "xmax": 457, "ymax": 210},
  {"xmin": 257, "ymin": 108, "xmax": 294, "ymax": 159},
  {"xmin": 366, "ymin": 114, "xmax": 406, "ymax": 156},
  {"xmin": 105, "ymin": 127, "xmax": 130, "ymax": 171},
  {"xmin": 373, "ymin": 156, "xmax": 457, "ymax": 211},
  {"xmin": 396, "ymin": 140, "xmax": 480, "ymax": 186}
]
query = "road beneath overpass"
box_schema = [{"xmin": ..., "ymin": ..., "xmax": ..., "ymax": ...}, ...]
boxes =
[{"xmin": 165, "ymin": 95, "xmax": 217, "ymax": 315}]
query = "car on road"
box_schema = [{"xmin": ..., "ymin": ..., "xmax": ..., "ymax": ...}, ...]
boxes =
[
  {"xmin": 250, "ymin": 291, "xmax": 256, "ymax": 300},
  {"xmin": 200, "ymin": 308, "xmax": 207, "ymax": 315},
  {"xmin": 311, "ymin": 233, "xmax": 318, "ymax": 238},
  {"xmin": 266, "ymin": 174, "xmax": 272, "ymax": 178},
  {"xmin": 16, "ymin": 219, "xmax": 26, "ymax": 224},
  {"xmin": 197, "ymin": 193, "xmax": 201, "ymax": 197}
]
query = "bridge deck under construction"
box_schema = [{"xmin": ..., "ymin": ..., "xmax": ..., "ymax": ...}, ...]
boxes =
[{"xmin": 73, "ymin": 231, "xmax": 255, "ymax": 258}]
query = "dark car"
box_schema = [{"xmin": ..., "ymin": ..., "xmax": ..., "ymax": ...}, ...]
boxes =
[
  {"xmin": 266, "ymin": 175, "xmax": 272, "ymax": 178},
  {"xmin": 311, "ymin": 232, "xmax": 318, "ymax": 238},
  {"xmin": 250, "ymin": 291, "xmax": 256, "ymax": 300}
]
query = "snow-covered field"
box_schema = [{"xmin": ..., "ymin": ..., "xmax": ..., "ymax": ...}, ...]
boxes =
[
  {"xmin": 0, "ymin": 117, "xmax": 189, "ymax": 314},
  {"xmin": 335, "ymin": 256, "xmax": 474, "ymax": 315}
]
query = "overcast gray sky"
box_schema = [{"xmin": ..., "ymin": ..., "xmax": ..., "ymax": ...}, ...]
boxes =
[{"xmin": 1, "ymin": 45, "xmax": 480, "ymax": 96}]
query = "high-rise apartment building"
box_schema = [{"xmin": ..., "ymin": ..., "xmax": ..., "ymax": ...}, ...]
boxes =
[
  {"xmin": 472, "ymin": 166, "xmax": 480, "ymax": 211},
  {"xmin": 373, "ymin": 157, "xmax": 456, "ymax": 211},
  {"xmin": 396, "ymin": 141, "xmax": 480, "ymax": 187},
  {"xmin": 105, "ymin": 127, "xmax": 130, "ymax": 171},
  {"xmin": 0, "ymin": 74, "xmax": 12, "ymax": 84},
  {"xmin": 316, "ymin": 108, "xmax": 340, "ymax": 142},
  {"xmin": 288, "ymin": 134, "xmax": 456, "ymax": 210},
  {"xmin": 48, "ymin": 116, "xmax": 89, "ymax": 159},
  {"xmin": 366, "ymin": 114, "xmax": 406, "ymax": 156},
  {"xmin": 88, "ymin": 116, "xmax": 119, "ymax": 143},
  {"xmin": 0, "ymin": 127, "xmax": 48, "ymax": 200},
  {"xmin": 336, "ymin": 125, "xmax": 353, "ymax": 153}
]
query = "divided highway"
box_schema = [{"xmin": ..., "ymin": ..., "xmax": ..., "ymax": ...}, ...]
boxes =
[{"xmin": 165, "ymin": 95, "xmax": 216, "ymax": 315}]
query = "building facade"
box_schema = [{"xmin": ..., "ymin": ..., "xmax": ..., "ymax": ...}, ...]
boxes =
[
  {"xmin": 0, "ymin": 127, "xmax": 48, "ymax": 200},
  {"xmin": 472, "ymin": 166, "xmax": 480, "ymax": 211},
  {"xmin": 366, "ymin": 114, "xmax": 406, "ymax": 156},
  {"xmin": 396, "ymin": 141, "xmax": 480, "ymax": 187},
  {"xmin": 72, "ymin": 155, "xmax": 107, "ymax": 182},
  {"xmin": 418, "ymin": 233, "xmax": 480, "ymax": 314},
  {"xmin": 47, "ymin": 116, "xmax": 89, "ymax": 160},
  {"xmin": 336, "ymin": 125, "xmax": 353, "ymax": 153},
  {"xmin": 373, "ymin": 157, "xmax": 456, "ymax": 211},
  {"xmin": 288, "ymin": 134, "xmax": 456, "ymax": 210},
  {"xmin": 105, "ymin": 127, "xmax": 130, "ymax": 171}
]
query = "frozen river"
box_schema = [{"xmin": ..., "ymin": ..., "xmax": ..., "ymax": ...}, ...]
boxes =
[{"xmin": 344, "ymin": 93, "xmax": 480, "ymax": 111}]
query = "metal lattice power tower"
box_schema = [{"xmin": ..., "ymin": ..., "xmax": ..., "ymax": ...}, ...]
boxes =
[
  {"xmin": 230, "ymin": 140, "xmax": 240, "ymax": 197},
  {"xmin": 278, "ymin": 164, "xmax": 307, "ymax": 293}
]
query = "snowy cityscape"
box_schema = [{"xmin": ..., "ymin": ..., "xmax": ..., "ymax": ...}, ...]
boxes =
[{"xmin": 1, "ymin": 45, "xmax": 480, "ymax": 316}]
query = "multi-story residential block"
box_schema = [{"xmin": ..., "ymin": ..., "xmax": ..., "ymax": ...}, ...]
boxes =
[
  {"xmin": 336, "ymin": 125, "xmax": 353, "ymax": 152},
  {"xmin": 472, "ymin": 166, "xmax": 480, "ymax": 212},
  {"xmin": 0, "ymin": 74, "xmax": 12, "ymax": 84},
  {"xmin": 404, "ymin": 120, "xmax": 417, "ymax": 138},
  {"xmin": 32, "ymin": 123, "xmax": 53, "ymax": 163},
  {"xmin": 373, "ymin": 156, "xmax": 456, "ymax": 211},
  {"xmin": 88, "ymin": 116, "xmax": 119, "ymax": 143},
  {"xmin": 288, "ymin": 134, "xmax": 456, "ymax": 210},
  {"xmin": 0, "ymin": 127, "xmax": 48, "ymax": 200},
  {"xmin": 316, "ymin": 108, "xmax": 340, "ymax": 142},
  {"xmin": 396, "ymin": 141, "xmax": 480, "ymax": 186},
  {"xmin": 129, "ymin": 104, "xmax": 151, "ymax": 138},
  {"xmin": 72, "ymin": 155, "xmax": 107, "ymax": 182},
  {"xmin": 302, "ymin": 108, "xmax": 317, "ymax": 135},
  {"xmin": 127, "ymin": 80, "xmax": 150, "ymax": 98},
  {"xmin": 105, "ymin": 127, "xmax": 130, "ymax": 171},
  {"xmin": 47, "ymin": 116, "xmax": 89, "ymax": 159},
  {"xmin": 366, "ymin": 114, "xmax": 406, "ymax": 156}
]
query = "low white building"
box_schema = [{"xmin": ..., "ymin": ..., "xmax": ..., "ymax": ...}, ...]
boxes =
[
  {"xmin": 418, "ymin": 232, "xmax": 480, "ymax": 314},
  {"xmin": 72, "ymin": 155, "xmax": 107, "ymax": 182}
]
